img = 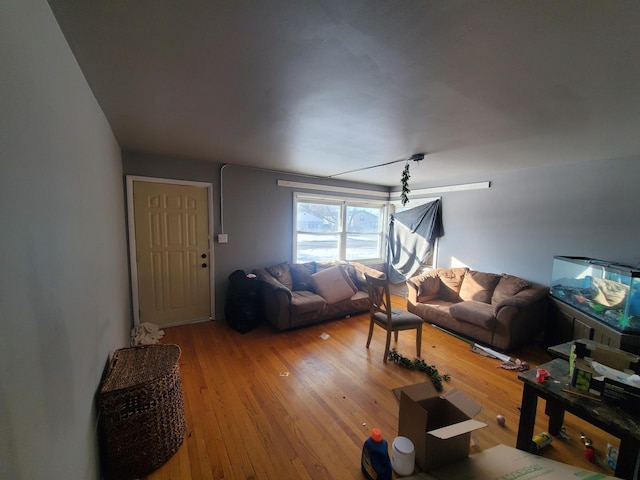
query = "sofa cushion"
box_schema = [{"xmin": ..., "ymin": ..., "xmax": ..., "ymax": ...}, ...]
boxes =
[
  {"xmin": 266, "ymin": 262, "xmax": 293, "ymax": 290},
  {"xmin": 491, "ymin": 274, "xmax": 530, "ymax": 305},
  {"xmin": 417, "ymin": 275, "xmax": 441, "ymax": 301},
  {"xmin": 449, "ymin": 301, "xmax": 496, "ymax": 329},
  {"xmin": 290, "ymin": 262, "xmax": 317, "ymax": 291},
  {"xmin": 459, "ymin": 271, "xmax": 502, "ymax": 303},
  {"xmin": 290, "ymin": 290, "xmax": 326, "ymax": 315},
  {"xmin": 437, "ymin": 267, "xmax": 469, "ymax": 302},
  {"xmin": 311, "ymin": 265, "xmax": 358, "ymax": 304},
  {"xmin": 336, "ymin": 261, "xmax": 360, "ymax": 289},
  {"xmin": 409, "ymin": 299, "xmax": 455, "ymax": 325}
]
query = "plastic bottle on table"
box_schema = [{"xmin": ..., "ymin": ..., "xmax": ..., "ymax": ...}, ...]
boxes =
[{"xmin": 361, "ymin": 428, "xmax": 392, "ymax": 480}]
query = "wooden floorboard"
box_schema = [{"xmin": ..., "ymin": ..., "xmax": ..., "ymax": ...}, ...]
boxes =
[{"xmin": 143, "ymin": 297, "xmax": 619, "ymax": 479}]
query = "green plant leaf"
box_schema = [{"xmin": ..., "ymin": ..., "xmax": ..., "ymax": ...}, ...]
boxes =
[
  {"xmin": 401, "ymin": 163, "xmax": 411, "ymax": 206},
  {"xmin": 387, "ymin": 349, "xmax": 450, "ymax": 391}
]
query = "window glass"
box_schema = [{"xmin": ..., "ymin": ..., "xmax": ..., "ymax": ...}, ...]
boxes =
[
  {"xmin": 345, "ymin": 205, "xmax": 382, "ymax": 261},
  {"xmin": 296, "ymin": 234, "xmax": 339, "ymax": 263},
  {"xmin": 346, "ymin": 206, "xmax": 380, "ymax": 232},
  {"xmin": 297, "ymin": 202, "xmax": 340, "ymax": 232},
  {"xmin": 294, "ymin": 195, "xmax": 385, "ymax": 263},
  {"xmin": 345, "ymin": 234, "xmax": 380, "ymax": 260}
]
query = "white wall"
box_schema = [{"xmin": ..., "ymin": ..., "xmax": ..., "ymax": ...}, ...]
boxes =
[
  {"xmin": 0, "ymin": 1, "xmax": 130, "ymax": 479},
  {"xmin": 433, "ymin": 155, "xmax": 640, "ymax": 284}
]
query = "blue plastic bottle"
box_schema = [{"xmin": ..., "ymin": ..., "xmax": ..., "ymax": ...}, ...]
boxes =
[{"xmin": 361, "ymin": 428, "xmax": 392, "ymax": 480}]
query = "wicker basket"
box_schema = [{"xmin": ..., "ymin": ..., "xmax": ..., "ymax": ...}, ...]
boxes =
[{"xmin": 98, "ymin": 344, "xmax": 185, "ymax": 480}]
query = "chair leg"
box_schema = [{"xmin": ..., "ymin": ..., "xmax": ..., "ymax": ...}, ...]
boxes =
[
  {"xmin": 383, "ymin": 330, "xmax": 392, "ymax": 362},
  {"xmin": 366, "ymin": 319, "xmax": 375, "ymax": 348},
  {"xmin": 416, "ymin": 324, "xmax": 422, "ymax": 358},
  {"xmin": 394, "ymin": 331, "xmax": 399, "ymax": 342}
]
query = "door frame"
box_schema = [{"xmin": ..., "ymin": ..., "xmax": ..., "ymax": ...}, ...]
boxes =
[{"xmin": 126, "ymin": 175, "xmax": 215, "ymax": 327}]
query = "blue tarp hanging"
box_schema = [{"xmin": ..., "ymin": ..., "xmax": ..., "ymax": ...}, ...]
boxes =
[{"xmin": 386, "ymin": 199, "xmax": 444, "ymax": 284}]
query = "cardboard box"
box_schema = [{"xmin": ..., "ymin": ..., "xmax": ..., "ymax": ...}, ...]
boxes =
[
  {"xmin": 392, "ymin": 382, "xmax": 487, "ymax": 472},
  {"xmin": 570, "ymin": 341, "xmax": 640, "ymax": 411},
  {"xmin": 425, "ymin": 444, "xmax": 620, "ymax": 479}
]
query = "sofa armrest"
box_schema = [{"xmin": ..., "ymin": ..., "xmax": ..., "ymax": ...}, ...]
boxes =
[
  {"xmin": 407, "ymin": 278, "xmax": 420, "ymax": 305},
  {"xmin": 253, "ymin": 268, "xmax": 292, "ymax": 297},
  {"xmin": 407, "ymin": 269, "xmax": 441, "ymax": 304},
  {"xmin": 253, "ymin": 268, "xmax": 292, "ymax": 329},
  {"xmin": 491, "ymin": 285, "xmax": 550, "ymax": 350},
  {"xmin": 349, "ymin": 262, "xmax": 385, "ymax": 291},
  {"xmin": 493, "ymin": 285, "xmax": 549, "ymax": 316},
  {"xmin": 407, "ymin": 269, "xmax": 440, "ymax": 288}
]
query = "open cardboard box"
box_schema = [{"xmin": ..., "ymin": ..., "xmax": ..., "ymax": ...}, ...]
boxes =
[
  {"xmin": 392, "ymin": 382, "xmax": 487, "ymax": 472},
  {"xmin": 571, "ymin": 340, "xmax": 640, "ymax": 411},
  {"xmin": 401, "ymin": 444, "xmax": 620, "ymax": 479}
]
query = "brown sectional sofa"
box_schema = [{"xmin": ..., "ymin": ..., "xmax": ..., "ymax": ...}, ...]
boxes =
[
  {"xmin": 407, "ymin": 267, "xmax": 549, "ymax": 351},
  {"xmin": 253, "ymin": 261, "xmax": 384, "ymax": 330}
]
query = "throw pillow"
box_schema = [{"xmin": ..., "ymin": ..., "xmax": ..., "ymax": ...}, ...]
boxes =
[
  {"xmin": 437, "ymin": 268, "xmax": 469, "ymax": 302},
  {"xmin": 418, "ymin": 276, "xmax": 440, "ymax": 297},
  {"xmin": 458, "ymin": 271, "xmax": 502, "ymax": 304},
  {"xmin": 491, "ymin": 274, "xmax": 530, "ymax": 304},
  {"xmin": 407, "ymin": 274, "xmax": 440, "ymax": 301},
  {"xmin": 266, "ymin": 262, "xmax": 293, "ymax": 290},
  {"xmin": 290, "ymin": 262, "xmax": 317, "ymax": 291},
  {"xmin": 336, "ymin": 261, "xmax": 359, "ymax": 288},
  {"xmin": 311, "ymin": 265, "xmax": 358, "ymax": 304}
]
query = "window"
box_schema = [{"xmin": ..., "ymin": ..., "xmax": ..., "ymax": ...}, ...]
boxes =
[{"xmin": 294, "ymin": 194, "xmax": 386, "ymax": 263}]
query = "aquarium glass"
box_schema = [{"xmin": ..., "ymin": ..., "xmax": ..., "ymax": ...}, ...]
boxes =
[{"xmin": 550, "ymin": 256, "xmax": 640, "ymax": 334}]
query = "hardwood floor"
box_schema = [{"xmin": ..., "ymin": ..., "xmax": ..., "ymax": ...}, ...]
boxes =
[{"xmin": 143, "ymin": 296, "xmax": 619, "ymax": 479}]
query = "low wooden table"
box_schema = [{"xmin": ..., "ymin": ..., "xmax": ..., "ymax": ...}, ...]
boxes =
[{"xmin": 516, "ymin": 358, "xmax": 640, "ymax": 479}]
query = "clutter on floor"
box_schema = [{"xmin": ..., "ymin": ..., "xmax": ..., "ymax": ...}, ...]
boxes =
[
  {"xmin": 387, "ymin": 349, "xmax": 450, "ymax": 391},
  {"xmin": 130, "ymin": 322, "xmax": 165, "ymax": 345}
]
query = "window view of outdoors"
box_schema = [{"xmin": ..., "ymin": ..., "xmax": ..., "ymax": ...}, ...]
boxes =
[
  {"xmin": 345, "ymin": 205, "xmax": 381, "ymax": 260},
  {"xmin": 296, "ymin": 201, "xmax": 383, "ymax": 262}
]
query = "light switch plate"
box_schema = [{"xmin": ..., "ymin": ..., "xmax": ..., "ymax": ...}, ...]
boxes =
[{"xmin": 218, "ymin": 233, "xmax": 228, "ymax": 243}]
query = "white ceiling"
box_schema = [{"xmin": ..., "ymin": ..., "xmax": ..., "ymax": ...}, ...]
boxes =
[{"xmin": 48, "ymin": 1, "xmax": 640, "ymax": 187}]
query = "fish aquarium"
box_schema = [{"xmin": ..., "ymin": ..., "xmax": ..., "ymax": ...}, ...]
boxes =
[
  {"xmin": 550, "ymin": 256, "xmax": 640, "ymax": 334},
  {"xmin": 550, "ymin": 256, "xmax": 640, "ymax": 335}
]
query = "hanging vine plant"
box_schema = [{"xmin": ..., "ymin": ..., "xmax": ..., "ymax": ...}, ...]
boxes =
[{"xmin": 400, "ymin": 162, "xmax": 411, "ymax": 206}]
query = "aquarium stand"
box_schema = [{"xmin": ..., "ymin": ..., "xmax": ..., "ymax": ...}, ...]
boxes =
[{"xmin": 548, "ymin": 297, "xmax": 640, "ymax": 354}]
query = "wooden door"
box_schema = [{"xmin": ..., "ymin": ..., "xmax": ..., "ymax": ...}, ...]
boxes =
[{"xmin": 133, "ymin": 181, "xmax": 211, "ymax": 327}]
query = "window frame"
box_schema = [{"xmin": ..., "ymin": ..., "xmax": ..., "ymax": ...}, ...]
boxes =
[{"xmin": 293, "ymin": 192, "xmax": 388, "ymax": 264}]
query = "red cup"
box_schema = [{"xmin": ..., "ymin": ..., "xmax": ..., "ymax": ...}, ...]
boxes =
[{"xmin": 536, "ymin": 369, "xmax": 550, "ymax": 383}]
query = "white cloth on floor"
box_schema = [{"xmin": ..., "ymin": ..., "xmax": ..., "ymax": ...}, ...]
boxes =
[{"xmin": 131, "ymin": 322, "xmax": 165, "ymax": 346}]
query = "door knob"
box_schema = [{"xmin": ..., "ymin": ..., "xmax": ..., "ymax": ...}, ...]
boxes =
[
  {"xmin": 201, "ymin": 263, "xmax": 207, "ymax": 268},
  {"xmin": 201, "ymin": 253, "xmax": 207, "ymax": 258}
]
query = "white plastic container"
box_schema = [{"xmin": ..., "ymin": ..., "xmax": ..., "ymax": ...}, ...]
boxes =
[{"xmin": 391, "ymin": 436, "xmax": 415, "ymax": 476}]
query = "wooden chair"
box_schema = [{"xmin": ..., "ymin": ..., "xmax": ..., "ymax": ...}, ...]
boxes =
[{"xmin": 365, "ymin": 273, "xmax": 423, "ymax": 362}]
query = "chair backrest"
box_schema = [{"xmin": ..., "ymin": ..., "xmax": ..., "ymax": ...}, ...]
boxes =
[{"xmin": 365, "ymin": 273, "xmax": 392, "ymax": 325}]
